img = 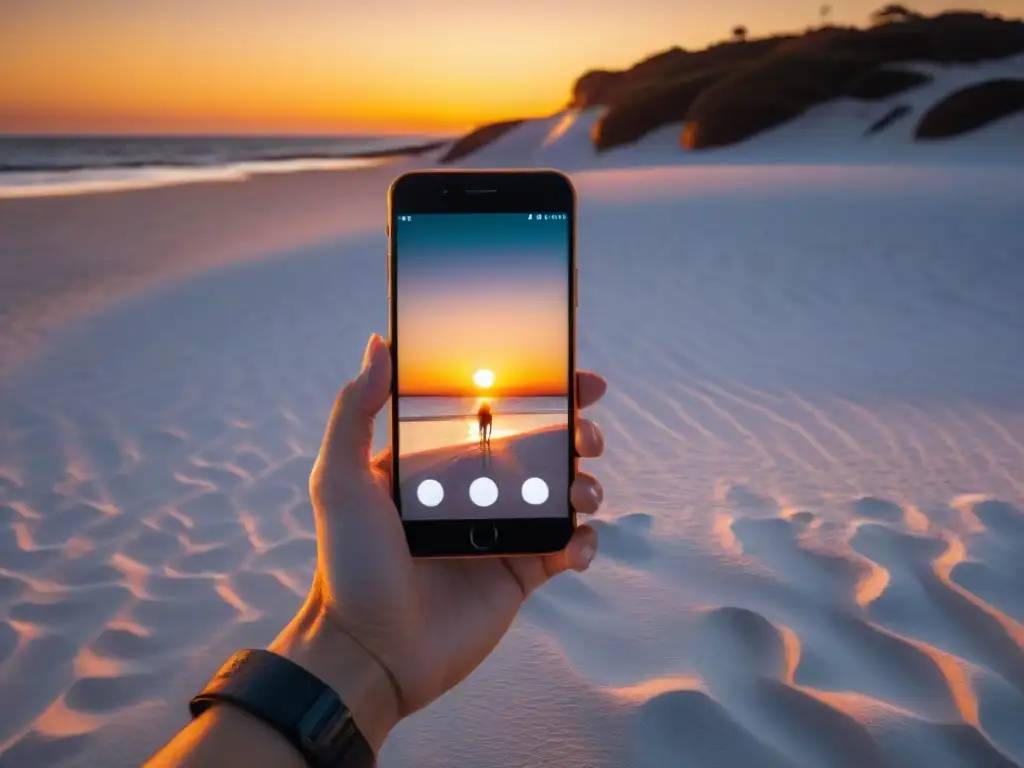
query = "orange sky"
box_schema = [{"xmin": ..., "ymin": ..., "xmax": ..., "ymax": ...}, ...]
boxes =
[
  {"xmin": 397, "ymin": 284, "xmax": 569, "ymax": 397},
  {"xmin": 1, "ymin": 0, "xmax": 1020, "ymax": 135},
  {"xmin": 395, "ymin": 214, "xmax": 569, "ymax": 397}
]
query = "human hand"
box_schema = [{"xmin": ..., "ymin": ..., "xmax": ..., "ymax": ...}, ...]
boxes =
[{"xmin": 270, "ymin": 334, "xmax": 606, "ymax": 751}]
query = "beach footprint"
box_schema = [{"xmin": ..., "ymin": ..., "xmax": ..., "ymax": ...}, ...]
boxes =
[
  {"xmin": 851, "ymin": 522, "xmax": 1024, "ymax": 694},
  {"xmin": 729, "ymin": 514, "xmax": 868, "ymax": 606},
  {"xmin": 630, "ymin": 688, "xmax": 796, "ymax": 768},
  {"xmin": 588, "ymin": 513, "xmax": 657, "ymax": 564},
  {"xmin": 950, "ymin": 499, "xmax": 1024, "ymax": 623},
  {"xmin": 690, "ymin": 606, "xmax": 896, "ymax": 768}
]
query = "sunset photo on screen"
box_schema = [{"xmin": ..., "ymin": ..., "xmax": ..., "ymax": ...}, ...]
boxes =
[{"xmin": 394, "ymin": 213, "xmax": 572, "ymax": 520}]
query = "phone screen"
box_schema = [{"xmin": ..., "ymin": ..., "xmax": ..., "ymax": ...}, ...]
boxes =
[{"xmin": 392, "ymin": 212, "xmax": 573, "ymax": 522}]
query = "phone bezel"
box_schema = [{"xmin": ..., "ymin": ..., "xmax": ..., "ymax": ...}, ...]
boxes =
[{"xmin": 387, "ymin": 169, "xmax": 578, "ymax": 558}]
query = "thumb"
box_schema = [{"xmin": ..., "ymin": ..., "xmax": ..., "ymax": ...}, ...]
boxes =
[{"xmin": 319, "ymin": 334, "xmax": 391, "ymax": 475}]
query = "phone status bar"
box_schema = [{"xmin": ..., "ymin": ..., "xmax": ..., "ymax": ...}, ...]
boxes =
[{"xmin": 395, "ymin": 213, "xmax": 567, "ymax": 222}]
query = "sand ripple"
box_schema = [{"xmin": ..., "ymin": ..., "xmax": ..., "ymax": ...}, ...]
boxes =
[{"xmin": 2, "ymin": 165, "xmax": 1024, "ymax": 766}]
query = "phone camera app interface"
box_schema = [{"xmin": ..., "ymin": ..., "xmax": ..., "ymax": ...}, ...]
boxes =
[{"xmin": 395, "ymin": 212, "xmax": 571, "ymax": 520}]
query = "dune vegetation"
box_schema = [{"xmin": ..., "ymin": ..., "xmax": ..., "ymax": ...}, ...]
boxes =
[
  {"xmin": 441, "ymin": 5, "xmax": 1024, "ymax": 161},
  {"xmin": 915, "ymin": 78, "xmax": 1024, "ymax": 139}
]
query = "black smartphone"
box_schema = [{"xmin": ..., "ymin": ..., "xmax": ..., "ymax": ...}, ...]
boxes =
[{"xmin": 387, "ymin": 169, "xmax": 578, "ymax": 558}]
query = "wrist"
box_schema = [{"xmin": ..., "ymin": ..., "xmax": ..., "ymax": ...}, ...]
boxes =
[{"xmin": 269, "ymin": 601, "xmax": 401, "ymax": 754}]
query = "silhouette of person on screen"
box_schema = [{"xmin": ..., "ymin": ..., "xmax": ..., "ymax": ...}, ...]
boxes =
[{"xmin": 477, "ymin": 402, "xmax": 493, "ymax": 446}]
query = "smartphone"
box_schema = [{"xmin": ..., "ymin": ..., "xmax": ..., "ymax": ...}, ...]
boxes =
[{"xmin": 387, "ymin": 170, "xmax": 578, "ymax": 558}]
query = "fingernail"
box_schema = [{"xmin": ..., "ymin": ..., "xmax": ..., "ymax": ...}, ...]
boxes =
[
  {"xmin": 361, "ymin": 334, "xmax": 381, "ymax": 373},
  {"xmin": 589, "ymin": 485, "xmax": 602, "ymax": 505}
]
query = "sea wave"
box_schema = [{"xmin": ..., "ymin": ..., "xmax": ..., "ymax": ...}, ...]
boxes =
[
  {"xmin": 0, "ymin": 135, "xmax": 446, "ymax": 199},
  {"xmin": 0, "ymin": 157, "xmax": 390, "ymax": 200},
  {"xmin": 399, "ymin": 396, "xmax": 569, "ymax": 420}
]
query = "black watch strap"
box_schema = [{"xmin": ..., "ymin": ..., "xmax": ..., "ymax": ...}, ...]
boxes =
[{"xmin": 189, "ymin": 649, "xmax": 375, "ymax": 768}]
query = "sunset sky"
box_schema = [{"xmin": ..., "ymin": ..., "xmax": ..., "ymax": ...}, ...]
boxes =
[
  {"xmin": 1, "ymin": 0, "xmax": 1019, "ymax": 135},
  {"xmin": 395, "ymin": 213, "xmax": 569, "ymax": 397}
]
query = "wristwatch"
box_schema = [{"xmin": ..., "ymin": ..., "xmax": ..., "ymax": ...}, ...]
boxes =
[{"xmin": 189, "ymin": 649, "xmax": 375, "ymax": 768}]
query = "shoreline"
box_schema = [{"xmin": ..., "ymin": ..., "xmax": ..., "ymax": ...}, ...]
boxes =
[
  {"xmin": 0, "ymin": 138, "xmax": 449, "ymax": 201},
  {"xmin": 398, "ymin": 413, "xmax": 568, "ymax": 456},
  {"xmin": 401, "ymin": 421, "xmax": 564, "ymax": 461},
  {"xmin": 342, "ymin": 139, "xmax": 448, "ymax": 159},
  {"xmin": 398, "ymin": 411, "xmax": 567, "ymax": 423}
]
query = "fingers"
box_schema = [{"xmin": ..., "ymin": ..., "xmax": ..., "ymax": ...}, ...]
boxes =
[
  {"xmin": 371, "ymin": 447, "xmax": 392, "ymax": 475},
  {"xmin": 503, "ymin": 523, "xmax": 599, "ymax": 598},
  {"xmin": 575, "ymin": 418, "xmax": 604, "ymax": 458},
  {"xmin": 571, "ymin": 471, "xmax": 603, "ymax": 515},
  {"xmin": 507, "ymin": 477, "xmax": 604, "ymax": 595},
  {"xmin": 577, "ymin": 371, "xmax": 607, "ymax": 410},
  {"xmin": 542, "ymin": 524, "xmax": 599, "ymax": 576},
  {"xmin": 319, "ymin": 334, "xmax": 391, "ymax": 473},
  {"xmin": 564, "ymin": 524, "xmax": 599, "ymax": 572}
]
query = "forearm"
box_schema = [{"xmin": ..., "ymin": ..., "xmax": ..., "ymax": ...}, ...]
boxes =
[
  {"xmin": 146, "ymin": 705, "xmax": 308, "ymax": 768},
  {"xmin": 146, "ymin": 600, "xmax": 401, "ymax": 768}
]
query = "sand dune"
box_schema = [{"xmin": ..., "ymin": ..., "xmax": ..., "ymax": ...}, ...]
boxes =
[
  {"xmin": 436, "ymin": 55, "xmax": 1024, "ymax": 171},
  {"xmin": 2, "ymin": 153, "xmax": 1024, "ymax": 767}
]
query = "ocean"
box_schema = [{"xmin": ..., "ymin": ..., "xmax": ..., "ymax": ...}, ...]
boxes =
[
  {"xmin": 397, "ymin": 396, "xmax": 569, "ymax": 453},
  {"xmin": 0, "ymin": 134, "xmax": 446, "ymax": 199},
  {"xmin": 398, "ymin": 396, "xmax": 569, "ymax": 421}
]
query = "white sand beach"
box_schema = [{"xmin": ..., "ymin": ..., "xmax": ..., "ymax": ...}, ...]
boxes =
[
  {"xmin": 400, "ymin": 424, "xmax": 570, "ymax": 520},
  {"xmin": 2, "ymin": 58, "xmax": 1024, "ymax": 767},
  {"xmin": 397, "ymin": 409, "xmax": 568, "ymax": 456}
]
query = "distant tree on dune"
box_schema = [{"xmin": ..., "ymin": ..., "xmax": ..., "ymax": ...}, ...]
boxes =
[
  {"xmin": 732, "ymin": 25, "xmax": 748, "ymax": 42},
  {"xmin": 870, "ymin": 3, "xmax": 920, "ymax": 26}
]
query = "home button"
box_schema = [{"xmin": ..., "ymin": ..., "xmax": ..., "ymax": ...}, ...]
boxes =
[{"xmin": 469, "ymin": 523, "xmax": 498, "ymax": 551}]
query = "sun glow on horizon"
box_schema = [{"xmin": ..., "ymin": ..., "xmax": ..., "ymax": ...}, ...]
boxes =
[
  {"xmin": 473, "ymin": 369, "xmax": 496, "ymax": 389},
  {"xmin": 11, "ymin": 0, "xmax": 1017, "ymax": 134},
  {"xmin": 396, "ymin": 215, "xmax": 569, "ymax": 398}
]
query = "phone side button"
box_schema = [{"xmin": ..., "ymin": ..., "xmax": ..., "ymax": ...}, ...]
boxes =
[{"xmin": 469, "ymin": 523, "xmax": 498, "ymax": 551}]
